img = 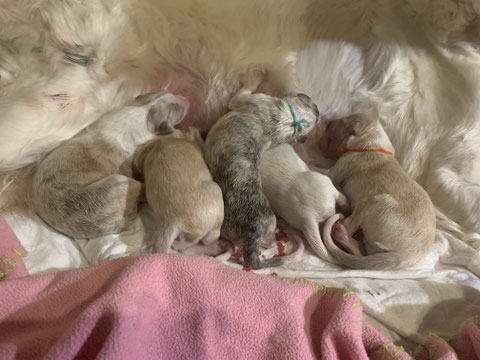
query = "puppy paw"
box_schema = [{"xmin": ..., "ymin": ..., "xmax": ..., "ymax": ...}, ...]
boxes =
[
  {"xmin": 332, "ymin": 222, "xmax": 349, "ymax": 241},
  {"xmin": 184, "ymin": 126, "xmax": 204, "ymax": 145},
  {"xmin": 240, "ymin": 68, "xmax": 267, "ymax": 93},
  {"xmin": 260, "ymin": 233, "xmax": 277, "ymax": 249},
  {"xmin": 104, "ymin": 253, "xmax": 130, "ymax": 262},
  {"xmin": 206, "ymin": 239, "xmax": 231, "ymax": 256},
  {"xmin": 332, "ymin": 222, "xmax": 366, "ymax": 256}
]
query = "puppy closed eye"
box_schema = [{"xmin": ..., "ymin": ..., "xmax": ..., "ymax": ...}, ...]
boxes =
[
  {"xmin": 351, "ymin": 121, "xmax": 364, "ymax": 136},
  {"xmin": 155, "ymin": 121, "xmax": 174, "ymax": 135}
]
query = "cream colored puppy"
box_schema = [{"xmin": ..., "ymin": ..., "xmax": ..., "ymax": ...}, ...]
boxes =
[
  {"xmin": 133, "ymin": 129, "xmax": 224, "ymax": 254},
  {"xmin": 321, "ymin": 114, "xmax": 436, "ymax": 270},
  {"xmin": 260, "ymin": 144, "xmax": 349, "ymax": 263}
]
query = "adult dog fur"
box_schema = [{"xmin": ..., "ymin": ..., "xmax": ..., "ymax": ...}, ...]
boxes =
[{"xmin": 1, "ymin": 0, "xmax": 480, "ymax": 237}]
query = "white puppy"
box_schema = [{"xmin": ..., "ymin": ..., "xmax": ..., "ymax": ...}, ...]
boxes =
[
  {"xmin": 260, "ymin": 144, "xmax": 349, "ymax": 262},
  {"xmin": 133, "ymin": 129, "xmax": 224, "ymax": 255}
]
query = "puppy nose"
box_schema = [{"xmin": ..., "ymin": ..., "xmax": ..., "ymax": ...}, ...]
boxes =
[{"xmin": 297, "ymin": 134, "xmax": 308, "ymax": 144}]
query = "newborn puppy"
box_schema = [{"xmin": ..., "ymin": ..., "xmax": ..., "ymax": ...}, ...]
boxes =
[
  {"xmin": 321, "ymin": 114, "xmax": 436, "ymax": 270},
  {"xmin": 133, "ymin": 128, "xmax": 224, "ymax": 254},
  {"xmin": 34, "ymin": 91, "xmax": 189, "ymax": 238},
  {"xmin": 260, "ymin": 144, "xmax": 349, "ymax": 263},
  {"xmin": 204, "ymin": 78, "xmax": 319, "ymax": 269}
]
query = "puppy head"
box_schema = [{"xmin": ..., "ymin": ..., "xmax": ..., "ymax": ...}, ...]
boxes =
[
  {"xmin": 283, "ymin": 93, "xmax": 320, "ymax": 143},
  {"xmin": 321, "ymin": 114, "xmax": 393, "ymax": 159},
  {"xmin": 136, "ymin": 91, "xmax": 190, "ymax": 136}
]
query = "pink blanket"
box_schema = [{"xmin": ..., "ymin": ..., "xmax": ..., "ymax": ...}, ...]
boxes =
[
  {"xmin": 0, "ymin": 217, "xmax": 28, "ymax": 281},
  {"xmin": 0, "ymin": 254, "xmax": 478, "ymax": 359}
]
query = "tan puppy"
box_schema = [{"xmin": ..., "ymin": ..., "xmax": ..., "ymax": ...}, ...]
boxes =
[
  {"xmin": 321, "ymin": 114, "xmax": 436, "ymax": 270},
  {"xmin": 133, "ymin": 129, "xmax": 224, "ymax": 254}
]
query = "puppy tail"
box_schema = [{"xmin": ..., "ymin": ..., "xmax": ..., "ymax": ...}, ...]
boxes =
[
  {"xmin": 278, "ymin": 233, "xmax": 305, "ymax": 265},
  {"xmin": 243, "ymin": 231, "xmax": 305, "ymax": 270},
  {"xmin": 322, "ymin": 214, "xmax": 423, "ymax": 270},
  {"xmin": 303, "ymin": 219, "xmax": 339, "ymax": 264}
]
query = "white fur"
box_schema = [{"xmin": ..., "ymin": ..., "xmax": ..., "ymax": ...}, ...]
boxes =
[
  {"xmin": 260, "ymin": 144, "xmax": 349, "ymax": 263},
  {"xmin": 1, "ymin": 0, "xmax": 480, "ymax": 237}
]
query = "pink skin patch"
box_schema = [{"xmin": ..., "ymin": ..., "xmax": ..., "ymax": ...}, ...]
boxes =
[
  {"xmin": 275, "ymin": 227, "xmax": 289, "ymax": 243},
  {"xmin": 230, "ymin": 225, "xmax": 292, "ymax": 266},
  {"xmin": 174, "ymin": 95, "xmax": 190, "ymax": 113},
  {"xmin": 331, "ymin": 222, "xmax": 367, "ymax": 256},
  {"xmin": 149, "ymin": 67, "xmax": 274, "ymax": 131},
  {"xmin": 320, "ymin": 121, "xmax": 343, "ymax": 159},
  {"xmin": 273, "ymin": 241, "xmax": 286, "ymax": 258},
  {"xmin": 149, "ymin": 69, "xmax": 211, "ymax": 130},
  {"xmin": 233, "ymin": 246, "xmax": 243, "ymax": 261}
]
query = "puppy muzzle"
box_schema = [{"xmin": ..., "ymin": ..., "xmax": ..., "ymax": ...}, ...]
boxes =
[{"xmin": 296, "ymin": 134, "xmax": 308, "ymax": 144}]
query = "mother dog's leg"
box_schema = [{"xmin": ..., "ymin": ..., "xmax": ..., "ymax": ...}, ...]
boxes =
[{"xmin": 425, "ymin": 132, "xmax": 480, "ymax": 233}]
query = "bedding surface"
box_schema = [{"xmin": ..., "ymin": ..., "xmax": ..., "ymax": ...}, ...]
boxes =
[{"xmin": 3, "ymin": 207, "xmax": 480, "ymax": 355}]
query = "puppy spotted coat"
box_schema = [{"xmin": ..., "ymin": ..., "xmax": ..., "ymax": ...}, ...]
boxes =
[{"xmin": 204, "ymin": 82, "xmax": 319, "ymax": 269}]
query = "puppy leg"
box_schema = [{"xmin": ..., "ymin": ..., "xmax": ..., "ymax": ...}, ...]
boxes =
[
  {"xmin": 228, "ymin": 70, "xmax": 267, "ymax": 110},
  {"xmin": 200, "ymin": 228, "xmax": 221, "ymax": 245},
  {"xmin": 102, "ymin": 175, "xmax": 145, "ymax": 229},
  {"xmin": 184, "ymin": 127, "xmax": 205, "ymax": 149},
  {"xmin": 80, "ymin": 174, "xmax": 144, "ymax": 236},
  {"xmin": 241, "ymin": 69, "xmax": 266, "ymax": 93},
  {"xmin": 179, "ymin": 239, "xmax": 230, "ymax": 256},
  {"xmin": 153, "ymin": 225, "xmax": 178, "ymax": 253},
  {"xmin": 303, "ymin": 218, "xmax": 330, "ymax": 260}
]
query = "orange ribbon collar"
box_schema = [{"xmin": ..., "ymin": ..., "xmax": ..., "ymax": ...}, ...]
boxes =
[{"xmin": 339, "ymin": 145, "xmax": 393, "ymax": 156}]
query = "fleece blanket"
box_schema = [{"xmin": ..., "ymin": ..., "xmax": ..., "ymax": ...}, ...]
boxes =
[
  {"xmin": 0, "ymin": 217, "xmax": 28, "ymax": 280},
  {"xmin": 3, "ymin": 209, "xmax": 480, "ymax": 354},
  {"xmin": 0, "ymin": 254, "xmax": 479, "ymax": 360}
]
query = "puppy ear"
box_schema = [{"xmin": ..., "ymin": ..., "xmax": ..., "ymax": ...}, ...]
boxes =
[
  {"xmin": 146, "ymin": 106, "xmax": 176, "ymax": 135},
  {"xmin": 297, "ymin": 93, "xmax": 312, "ymax": 106},
  {"xmin": 297, "ymin": 93, "xmax": 320, "ymax": 119},
  {"xmin": 155, "ymin": 121, "xmax": 175, "ymax": 135}
]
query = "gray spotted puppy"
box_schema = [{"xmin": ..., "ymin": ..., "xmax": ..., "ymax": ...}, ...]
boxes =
[{"xmin": 204, "ymin": 82, "xmax": 319, "ymax": 269}]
